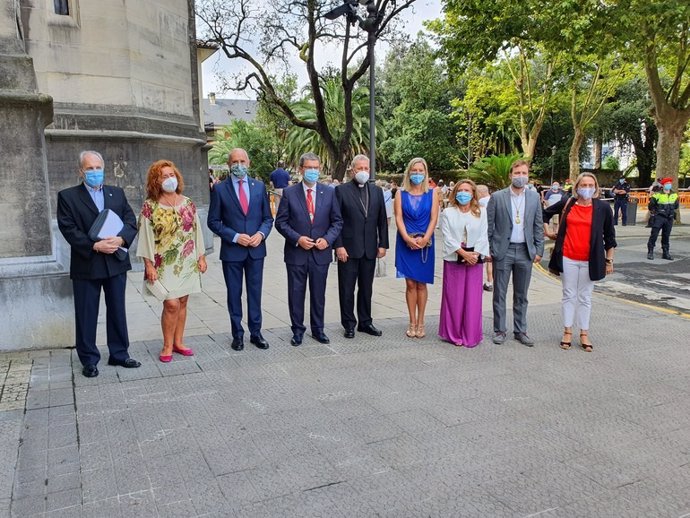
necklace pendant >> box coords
[516,215,521,224]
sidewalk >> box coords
[1,214,690,517]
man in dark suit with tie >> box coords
[208,148,273,351]
[275,152,343,346]
[57,150,140,378]
[334,155,389,338]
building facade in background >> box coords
[0,0,211,350]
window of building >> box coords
[54,0,69,15]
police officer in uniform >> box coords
[647,177,679,260]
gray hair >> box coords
[476,184,489,197]
[78,150,104,169]
[350,154,369,169]
[299,152,320,168]
[227,148,249,163]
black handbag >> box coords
[457,246,483,264]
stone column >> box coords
[0,0,71,351]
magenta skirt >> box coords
[438,260,484,347]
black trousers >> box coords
[647,216,673,250]
[337,256,376,330]
[72,273,130,367]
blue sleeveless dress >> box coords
[395,190,435,284]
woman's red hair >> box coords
[146,160,184,200]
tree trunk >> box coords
[593,138,602,169]
[630,121,657,186]
[568,127,585,181]
[654,115,688,189]
[655,116,687,224]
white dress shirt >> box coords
[510,188,526,244]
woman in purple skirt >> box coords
[438,180,490,347]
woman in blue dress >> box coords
[394,157,440,339]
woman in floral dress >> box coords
[137,160,207,362]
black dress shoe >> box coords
[82,365,99,378]
[231,338,244,351]
[312,332,330,344]
[290,335,302,346]
[107,357,141,368]
[344,328,355,339]
[357,324,382,336]
[250,334,269,349]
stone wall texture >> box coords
[0,0,209,351]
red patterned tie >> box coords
[306,188,314,223]
[238,179,249,215]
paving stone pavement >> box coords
[2,216,690,517]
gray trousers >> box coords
[492,243,533,334]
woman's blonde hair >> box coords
[572,172,600,199]
[448,179,481,217]
[401,157,429,193]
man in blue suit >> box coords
[275,152,343,346]
[57,150,140,378]
[208,148,274,351]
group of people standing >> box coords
[58,152,209,376]
[58,148,391,377]
[394,159,618,354]
[62,148,682,379]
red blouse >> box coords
[563,203,593,261]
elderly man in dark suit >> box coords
[57,150,140,378]
[208,148,273,351]
[487,159,544,347]
[334,154,389,338]
[275,152,343,346]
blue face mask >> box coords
[84,169,104,188]
[663,183,672,191]
[456,192,473,205]
[303,169,320,184]
[409,174,425,185]
[577,187,595,200]
[231,164,248,179]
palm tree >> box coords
[467,153,524,192]
[283,79,382,175]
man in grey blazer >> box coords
[487,160,544,346]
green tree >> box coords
[208,120,280,180]
[467,153,524,191]
[612,0,690,189]
[196,0,417,181]
[593,75,657,185]
[430,6,559,160]
[563,55,634,178]
[377,37,462,172]
[282,78,376,172]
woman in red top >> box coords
[543,173,616,352]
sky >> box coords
[200,0,442,98]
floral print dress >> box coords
[136,197,205,300]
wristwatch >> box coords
[605,258,613,264]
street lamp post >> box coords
[325,0,381,180]
[550,145,557,185]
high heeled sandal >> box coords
[580,333,593,352]
[406,324,416,338]
[560,331,572,350]
[416,324,426,338]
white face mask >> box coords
[162,177,178,193]
[354,171,370,185]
